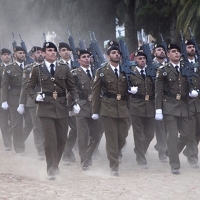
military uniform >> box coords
[72,66,102,168]
[19,62,45,158]
[0,62,12,149]
[26,61,78,175]
[1,61,32,153]
[129,66,155,165]
[92,63,129,172]
[155,62,191,170]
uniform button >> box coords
[179,78,180,80]
[179,85,181,86]
[54,84,56,86]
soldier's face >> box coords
[33,50,44,63]
[135,56,146,68]
[78,54,91,68]
[43,48,57,63]
[108,50,121,63]
[186,45,196,56]
[167,49,180,62]
[59,47,71,60]
[14,51,25,62]
[1,53,11,63]
[154,48,166,59]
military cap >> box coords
[138,46,143,51]
[185,39,195,46]
[134,51,147,59]
[154,44,165,50]
[43,42,57,52]
[31,46,42,53]
[77,49,91,58]
[14,46,25,53]
[0,48,11,55]
[58,42,71,51]
[107,45,121,55]
[167,44,181,53]
[107,40,119,47]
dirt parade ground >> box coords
[0,128,200,200]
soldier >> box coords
[0,48,12,151]
[155,44,197,174]
[92,45,130,176]
[19,46,45,160]
[153,44,168,162]
[1,46,32,155]
[72,49,102,170]
[26,42,79,180]
[182,39,199,168]
[58,42,77,165]
[129,51,155,168]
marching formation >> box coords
[0,30,200,180]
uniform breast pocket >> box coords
[168,77,176,87]
[105,78,115,91]
[41,75,48,81]
[133,80,142,87]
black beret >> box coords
[14,46,25,53]
[58,42,71,51]
[107,45,121,54]
[43,42,57,52]
[185,39,195,46]
[138,46,143,51]
[31,46,42,53]
[134,51,147,59]
[107,40,119,47]
[77,49,91,58]
[167,44,181,53]
[154,44,165,50]
[0,48,11,55]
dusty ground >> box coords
[0,129,200,200]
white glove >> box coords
[17,104,25,114]
[189,90,198,98]
[128,86,138,94]
[92,114,99,120]
[73,104,81,114]
[155,109,163,121]
[36,93,45,102]
[1,102,9,110]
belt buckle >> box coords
[53,91,57,99]
[88,95,92,101]
[176,94,181,100]
[145,95,149,101]
[116,94,121,100]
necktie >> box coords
[50,64,55,77]
[114,68,118,78]
[20,64,23,70]
[141,69,145,80]
[86,69,92,80]
[175,66,179,75]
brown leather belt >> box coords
[103,93,127,100]
[131,94,154,100]
[43,92,66,99]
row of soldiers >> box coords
[0,38,199,180]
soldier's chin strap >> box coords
[38,65,66,93]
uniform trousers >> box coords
[164,115,190,169]
[102,116,129,171]
[39,117,67,174]
[131,116,154,165]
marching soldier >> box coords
[19,46,45,160]
[182,39,199,168]
[1,46,32,155]
[155,44,196,174]
[0,48,12,151]
[92,45,130,176]
[26,42,79,180]
[72,49,102,170]
[128,51,155,168]
[153,44,168,162]
[58,42,77,165]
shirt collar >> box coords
[188,58,195,63]
[136,66,146,74]
[81,66,91,73]
[110,64,119,72]
[170,62,180,68]
[45,60,56,69]
[15,61,24,68]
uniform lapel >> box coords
[133,66,144,80]
[169,63,179,75]
[42,63,52,76]
[106,64,118,79]
[14,62,23,73]
[78,67,90,80]
[54,62,62,76]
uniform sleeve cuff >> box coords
[156,109,162,114]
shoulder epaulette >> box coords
[100,62,108,68]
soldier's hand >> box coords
[92,114,99,120]
[155,109,163,121]
[73,104,81,114]
[189,90,198,98]
[17,104,25,114]
[1,102,9,110]
[128,86,138,94]
[36,93,45,102]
